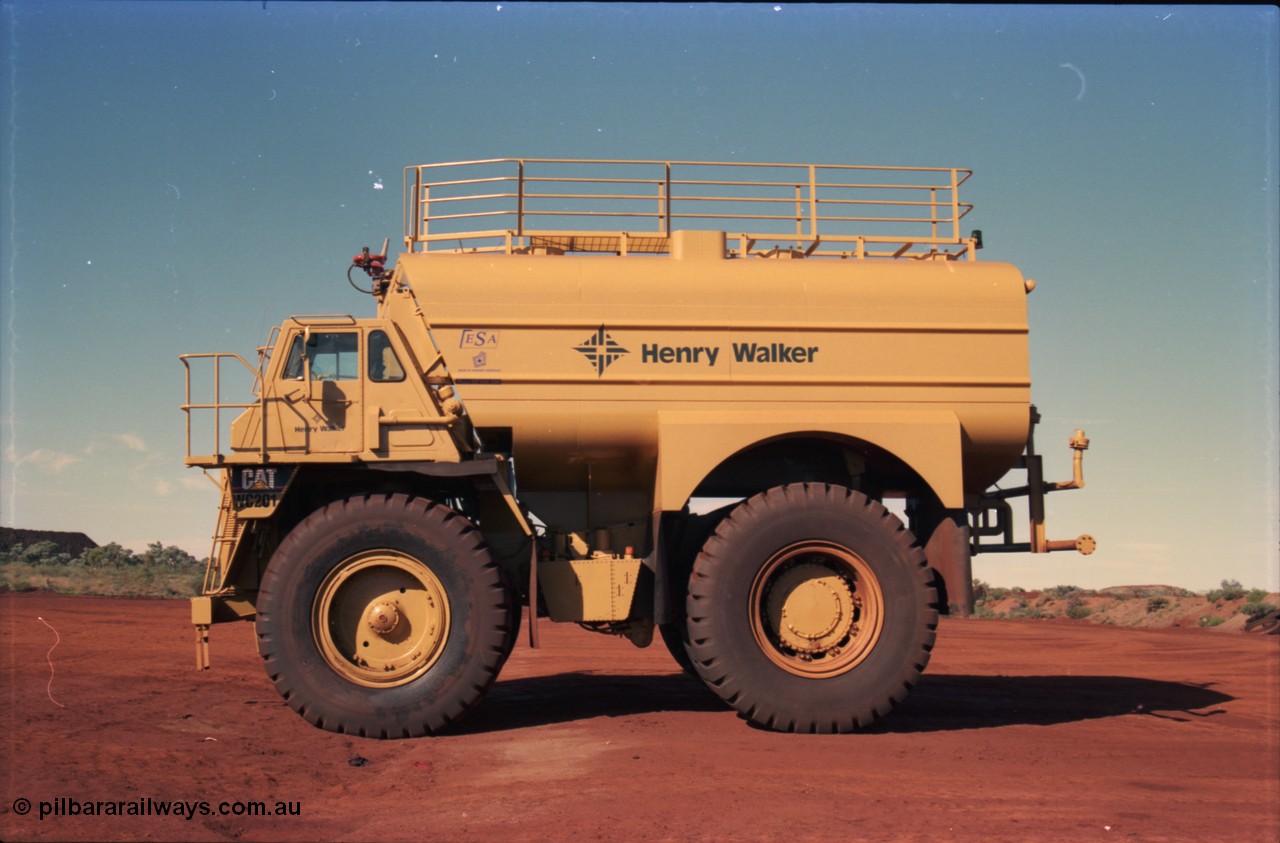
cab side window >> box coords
[368,330,406,382]
[283,336,306,380]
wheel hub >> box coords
[365,601,401,635]
[768,562,858,653]
[749,542,885,679]
[312,550,450,688]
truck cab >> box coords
[223,317,474,463]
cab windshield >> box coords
[282,332,359,381]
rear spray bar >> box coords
[971,406,1096,555]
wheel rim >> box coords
[312,549,450,688]
[748,541,885,678]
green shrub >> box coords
[989,587,1008,601]
[1218,579,1247,601]
[139,541,201,569]
[1242,602,1276,620]
[0,540,206,598]
[23,542,72,565]
[1046,584,1081,600]
[1146,596,1169,613]
[1245,588,1269,603]
[1066,605,1092,620]
[81,542,141,568]
[0,542,70,566]
[1198,616,1225,628]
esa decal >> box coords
[459,329,503,375]
[460,329,500,348]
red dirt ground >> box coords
[2,592,1277,842]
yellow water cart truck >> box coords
[182,158,1093,736]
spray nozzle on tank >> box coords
[347,238,392,295]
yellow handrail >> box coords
[404,158,977,260]
[180,352,262,464]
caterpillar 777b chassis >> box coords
[181,158,1093,737]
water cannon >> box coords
[348,238,392,295]
[353,247,385,276]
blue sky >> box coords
[2,2,1276,591]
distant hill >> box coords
[0,527,98,557]
[972,584,1278,633]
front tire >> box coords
[256,494,518,738]
[686,484,938,733]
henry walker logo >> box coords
[574,327,630,376]
[573,327,819,376]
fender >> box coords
[654,408,965,511]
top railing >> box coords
[404,158,978,260]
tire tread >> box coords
[686,483,939,733]
[255,494,518,738]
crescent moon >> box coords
[1060,63,1086,101]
